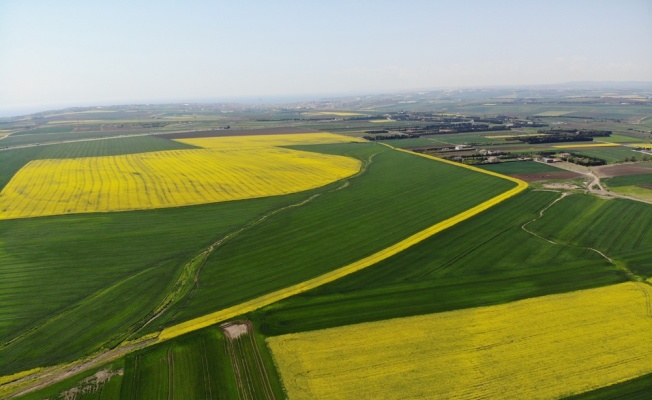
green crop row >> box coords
[251,190,626,336]
[147,143,515,330]
[603,173,652,187]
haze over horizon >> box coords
[1,0,651,117]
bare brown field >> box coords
[595,163,652,178]
[511,171,584,182]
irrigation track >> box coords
[137,151,377,334]
[220,321,275,400]
[1,146,527,397]
[156,145,528,341]
[519,189,652,315]
[521,191,570,244]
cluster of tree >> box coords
[397,123,509,135]
[414,149,517,165]
[538,129,612,136]
[562,153,606,166]
[346,115,386,121]
[516,129,612,144]
[362,134,420,141]
[510,121,548,128]
[364,129,389,134]
[519,135,594,144]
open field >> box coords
[0,139,518,378]
[149,144,519,332]
[268,282,652,400]
[608,185,652,202]
[253,190,625,336]
[0,192,310,375]
[604,173,652,187]
[2,97,651,398]
[0,134,361,219]
[528,194,652,276]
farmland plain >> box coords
[268,282,652,400]
[2,94,651,398]
[1,133,362,219]
[0,138,516,379]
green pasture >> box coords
[600,133,649,143]
[0,190,307,375]
[529,194,652,276]
[148,143,515,330]
[0,129,175,147]
[603,173,652,187]
[252,190,625,336]
[562,146,638,163]
[609,186,652,201]
[564,373,652,399]
[0,141,514,375]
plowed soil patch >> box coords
[595,164,652,178]
[511,171,584,182]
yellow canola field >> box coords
[268,282,652,400]
[0,133,362,220]
[173,132,366,148]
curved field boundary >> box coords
[158,146,528,341]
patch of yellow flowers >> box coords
[268,282,652,399]
[0,133,363,219]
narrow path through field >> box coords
[136,152,378,335]
[520,190,652,308]
[156,146,528,341]
[220,321,275,400]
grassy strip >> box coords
[7,361,124,400]
[563,373,652,399]
[156,146,527,341]
[528,194,652,276]
[0,192,307,375]
[151,144,515,329]
[603,173,652,187]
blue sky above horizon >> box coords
[1,0,651,116]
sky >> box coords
[1,0,651,116]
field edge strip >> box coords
[157,146,528,341]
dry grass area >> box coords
[268,282,652,400]
[0,133,362,219]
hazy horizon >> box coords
[2,0,651,117]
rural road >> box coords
[540,160,652,205]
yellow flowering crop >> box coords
[172,132,365,149]
[0,133,361,219]
[268,282,652,400]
